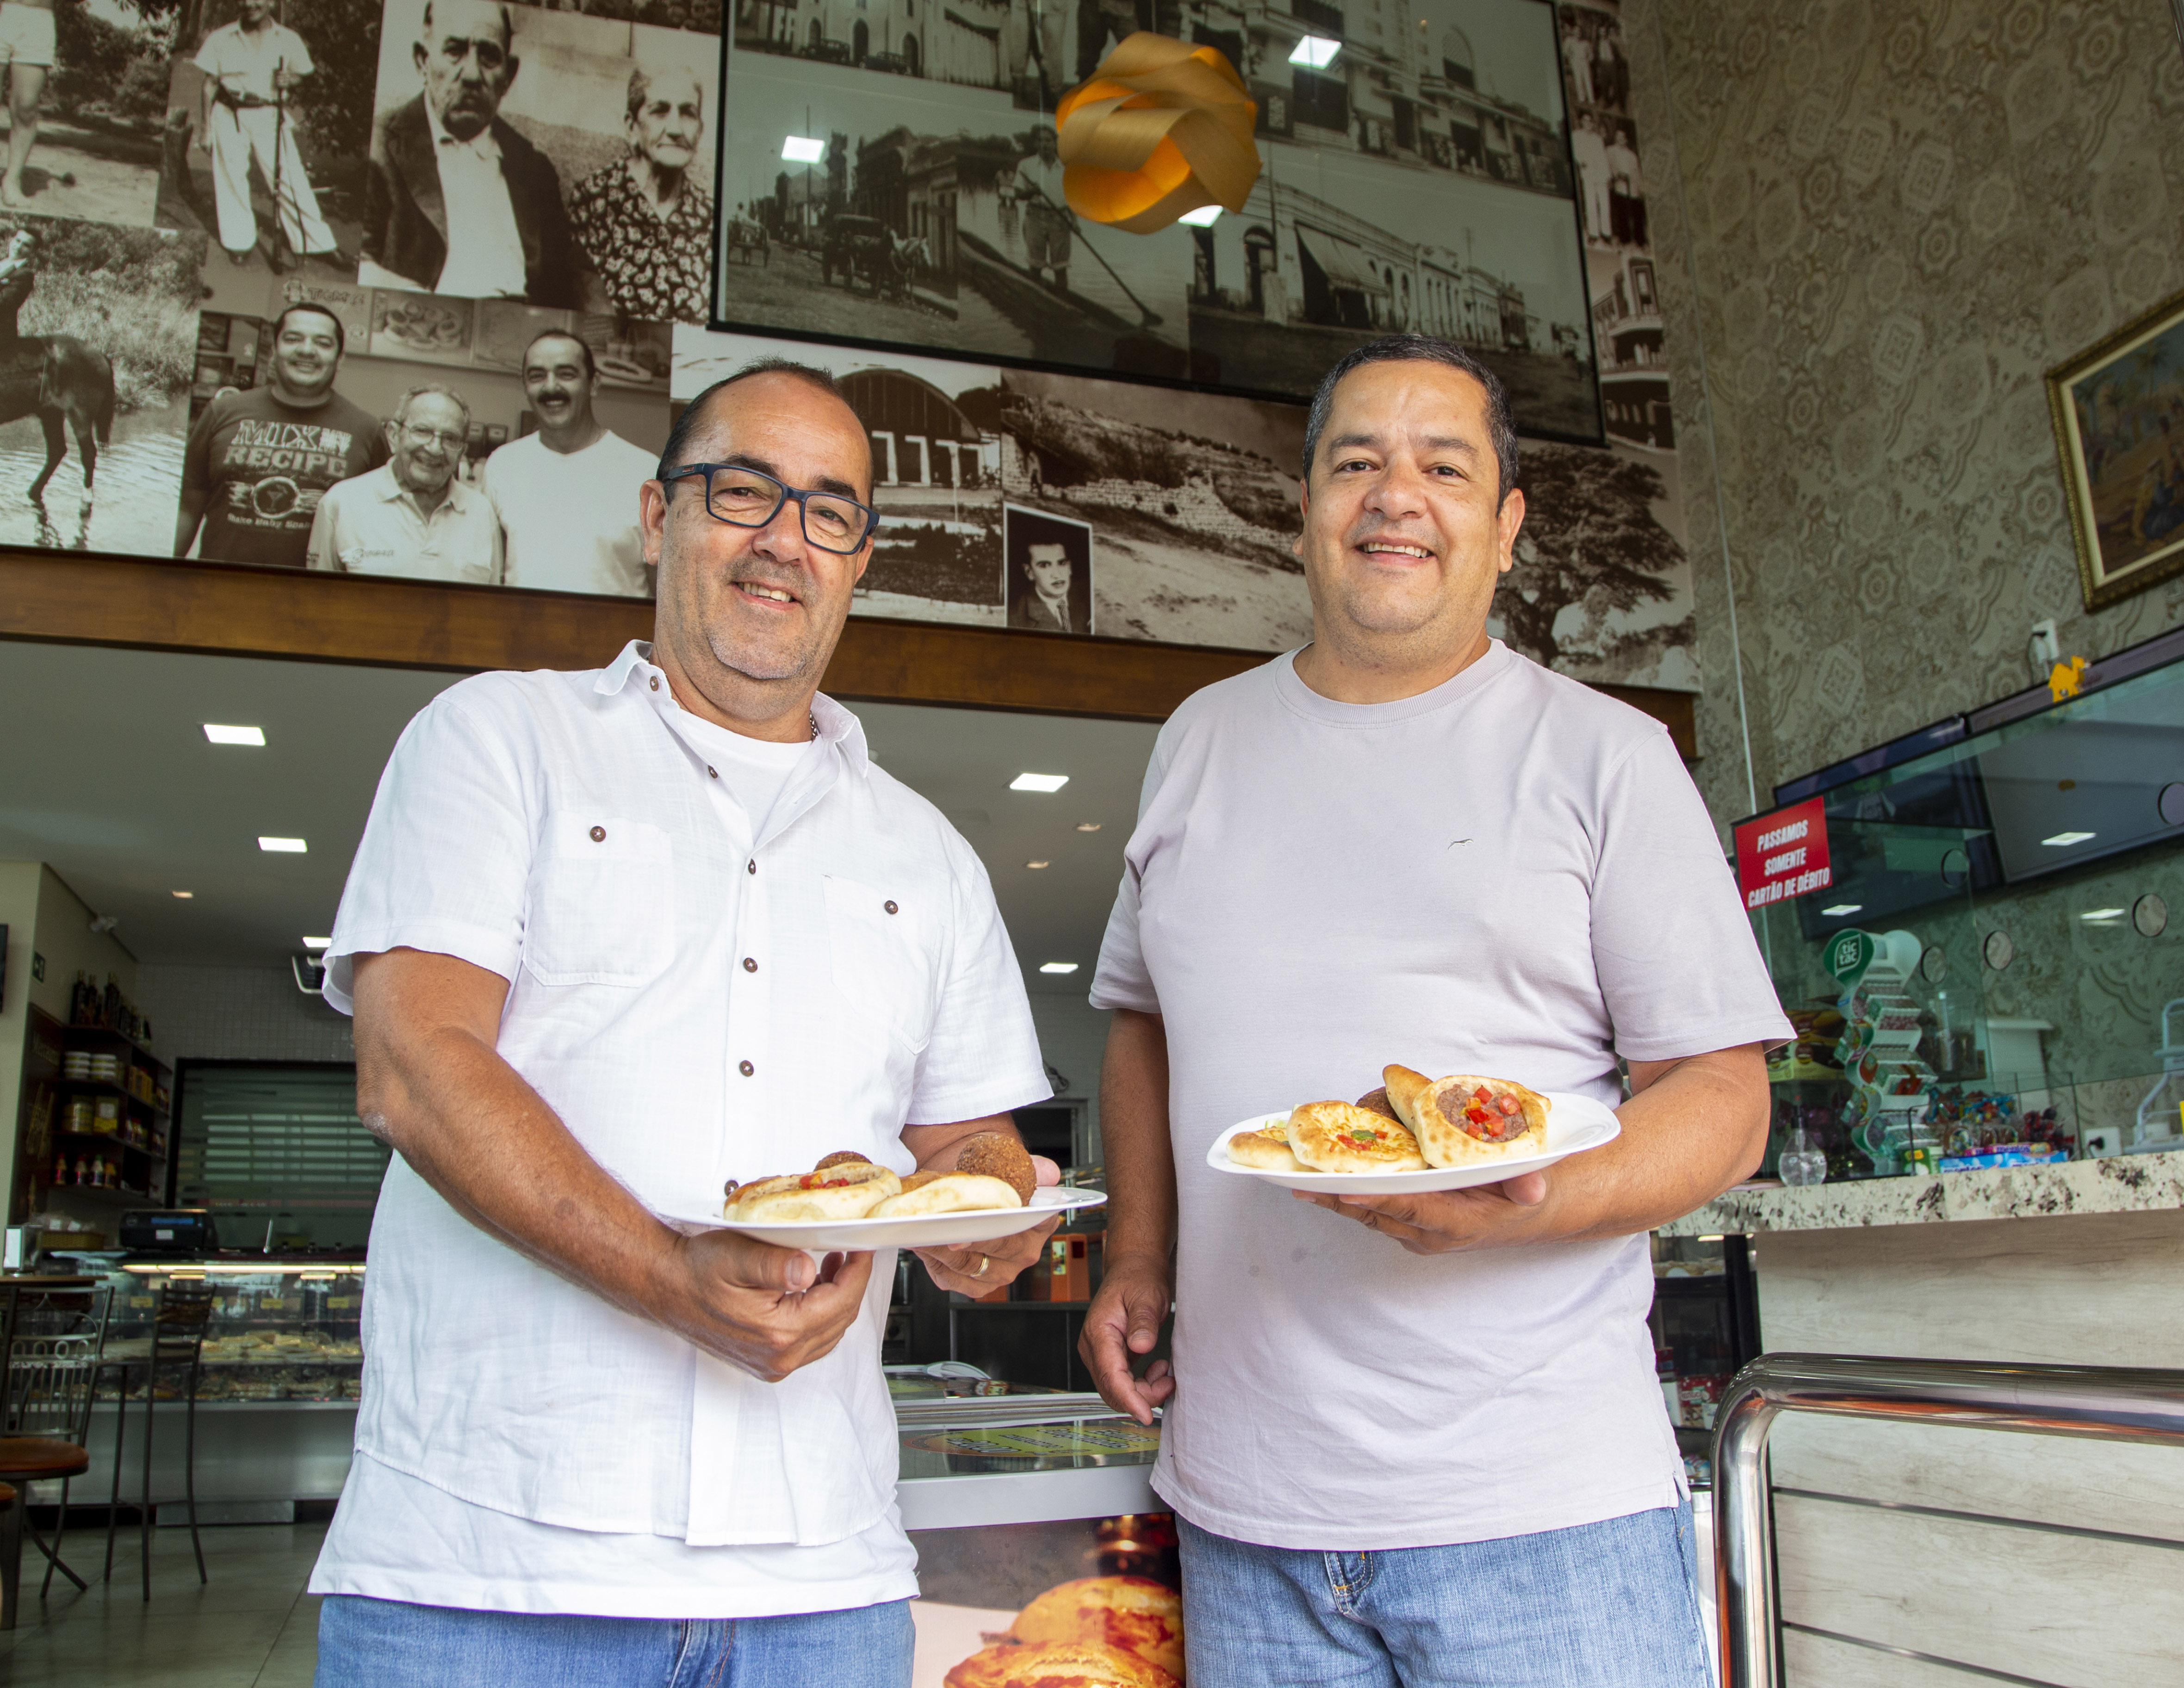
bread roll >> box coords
[724,1161,901,1222]
[1224,1118,1305,1172]
[1009,1577,1185,1682]
[868,1172,1022,1217]
[955,1130,1037,1203]
[944,1639,1180,1688]
[1288,1100,1428,1173]
[1384,1065,1549,1168]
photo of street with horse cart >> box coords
[0,213,201,552]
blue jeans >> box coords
[313,1593,914,1688]
[1177,1502,1711,1688]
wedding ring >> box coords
[972,1255,990,1277]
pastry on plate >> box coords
[1383,1066,1550,1167]
[1224,1117,1305,1172]
[722,1160,901,1222]
[944,1639,1180,1688]
[954,1130,1038,1202]
[868,1171,1023,1217]
[1008,1577,1185,1682]
[1287,1100,1429,1173]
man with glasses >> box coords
[310,359,1059,1684]
[174,301,388,567]
[306,383,501,583]
[360,0,581,304]
[480,328,657,596]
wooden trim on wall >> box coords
[0,546,1699,746]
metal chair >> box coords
[0,1483,18,1631]
[0,1285,112,1609]
[123,1279,214,1599]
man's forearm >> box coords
[354,956,679,1323]
[174,486,207,557]
[1098,1008,1178,1270]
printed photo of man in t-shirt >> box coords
[175,300,388,567]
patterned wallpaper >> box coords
[1624,0,2184,833]
[1614,0,2184,1106]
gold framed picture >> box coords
[2048,284,2184,611]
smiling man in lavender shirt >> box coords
[1081,335,1789,1687]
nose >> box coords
[1362,458,1430,522]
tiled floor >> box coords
[0,1520,323,1686]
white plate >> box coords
[1206,1092,1620,1194]
[661,1185,1105,1252]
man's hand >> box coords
[194,119,211,156]
[1078,1250,1173,1425]
[1293,1170,1548,1255]
[654,1231,874,1383]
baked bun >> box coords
[1009,1577,1184,1682]
[1353,1086,1400,1121]
[1288,1100,1428,1173]
[868,1172,1023,1217]
[944,1639,1180,1688]
[1384,1066,1549,1167]
[815,1149,873,1170]
[1224,1118,1305,1172]
[955,1130,1037,1203]
[724,1161,901,1222]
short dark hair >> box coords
[522,328,594,381]
[657,358,865,483]
[1302,334,1519,506]
[272,301,345,358]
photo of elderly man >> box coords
[570,63,711,324]
[480,327,656,596]
[306,381,500,583]
[360,0,580,305]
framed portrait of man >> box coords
[1003,503,1093,636]
[2048,285,2184,612]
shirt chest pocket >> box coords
[522,815,676,987]
[822,873,938,1053]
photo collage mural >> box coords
[5,0,1694,690]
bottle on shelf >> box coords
[73,1154,89,1185]
[52,1150,68,1185]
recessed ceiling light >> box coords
[2080,908,2126,923]
[1177,205,1222,226]
[1011,772,1069,792]
[1076,822,1102,832]
[1039,962,1079,974]
[171,890,193,899]
[781,135,824,162]
[1289,34,1339,67]
[258,837,307,853]
[2041,831,2096,847]
[1819,903,1862,916]
[302,936,332,950]
[1026,860,1051,869]
[204,724,265,745]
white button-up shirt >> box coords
[424,101,527,298]
[323,641,1048,1548]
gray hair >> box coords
[1301,334,1520,506]
[419,0,514,47]
[393,382,473,434]
[627,63,705,124]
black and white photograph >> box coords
[0,212,201,553]
[362,0,717,318]
[157,0,377,291]
[1002,501,1091,633]
[0,0,168,227]
[1189,137,1595,431]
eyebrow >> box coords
[1324,431,1480,459]
[714,452,868,503]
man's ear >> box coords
[383,417,403,454]
[1495,486,1527,575]
[413,40,428,77]
[637,479,668,568]
[504,54,520,93]
[1292,481,1309,561]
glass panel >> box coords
[174,1064,386,1252]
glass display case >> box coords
[1741,627,2184,1181]
[88,1259,364,1403]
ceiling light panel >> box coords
[1011,772,1069,792]
[171,890,193,899]
[1819,903,1862,916]
[203,724,265,745]
[1039,962,1079,974]
[258,837,308,853]
[2041,831,2096,847]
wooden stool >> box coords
[0,1438,91,1606]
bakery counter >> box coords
[1658,1154,2184,1685]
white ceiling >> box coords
[0,639,1159,995]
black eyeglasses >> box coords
[658,462,878,554]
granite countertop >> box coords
[1660,1148,2184,1235]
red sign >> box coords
[1733,798,1832,911]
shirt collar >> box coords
[425,99,501,162]
[596,640,872,776]
[372,459,474,514]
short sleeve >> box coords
[1087,730,1173,1015]
[192,32,224,75]
[323,685,538,1015]
[304,489,337,571]
[904,835,1049,1126]
[1589,728,1793,1062]
[282,27,315,77]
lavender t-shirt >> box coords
[1091,642,1791,1550]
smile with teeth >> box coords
[1362,541,1433,558]
[738,582,796,604]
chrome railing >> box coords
[1712,1353,2184,1688]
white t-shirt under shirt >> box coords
[1090,643,1791,1552]
[481,428,658,598]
